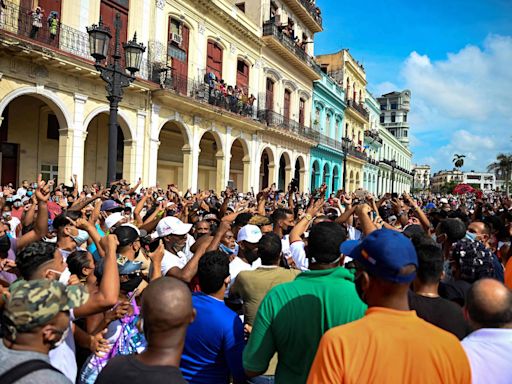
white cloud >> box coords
[399,34,512,171]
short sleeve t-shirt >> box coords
[243,267,366,384]
[408,291,469,340]
[307,307,471,384]
[96,355,187,384]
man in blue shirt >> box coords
[181,251,246,384]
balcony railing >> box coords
[149,65,259,118]
[297,0,323,27]
[318,133,344,152]
[346,99,369,119]
[262,21,322,75]
[345,142,368,161]
[364,130,383,144]
[257,109,319,141]
[367,157,380,166]
[0,0,90,59]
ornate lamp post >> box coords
[390,159,397,194]
[341,137,351,191]
[87,14,145,185]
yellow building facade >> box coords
[0,0,322,192]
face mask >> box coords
[52,326,70,348]
[72,229,89,246]
[2,212,11,219]
[219,243,236,255]
[13,202,23,208]
[26,191,33,197]
[125,202,132,208]
[465,231,478,242]
[48,267,71,284]
[0,234,10,253]
[120,275,143,293]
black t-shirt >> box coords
[438,279,472,307]
[408,290,469,340]
[96,355,188,384]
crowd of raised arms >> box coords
[0,175,511,384]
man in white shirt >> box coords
[462,278,512,384]
[156,216,199,283]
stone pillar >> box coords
[147,104,161,186]
[122,139,137,184]
[216,152,227,193]
[65,93,88,188]
[223,127,232,190]
[285,165,292,190]
[57,128,74,186]
[300,169,307,193]
[242,158,251,193]
[147,138,160,186]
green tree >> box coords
[452,154,466,169]
[488,153,512,196]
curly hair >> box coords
[198,251,229,294]
[16,241,57,280]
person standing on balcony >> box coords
[29,6,44,39]
[47,11,59,41]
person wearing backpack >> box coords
[0,279,88,383]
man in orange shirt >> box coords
[307,229,471,384]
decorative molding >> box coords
[298,89,311,100]
[254,59,263,69]
[230,43,237,55]
[155,0,164,10]
[73,93,88,103]
[263,67,282,81]
[282,79,298,92]
[198,22,206,35]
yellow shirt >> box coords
[307,307,471,384]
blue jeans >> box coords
[248,375,275,384]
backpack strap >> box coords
[0,359,62,384]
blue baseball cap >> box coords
[340,229,418,284]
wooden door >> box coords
[284,89,291,122]
[236,59,249,93]
[100,0,128,67]
[299,98,305,126]
[206,41,222,80]
[265,78,274,111]
[168,18,189,95]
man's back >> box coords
[307,307,471,384]
[243,267,366,384]
[181,292,245,384]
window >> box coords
[380,104,386,110]
[391,112,396,123]
[206,41,223,80]
[390,103,397,110]
[380,115,384,123]
[403,113,407,122]
[265,78,274,110]
[299,98,305,126]
[404,130,408,137]
[283,89,291,121]
[47,114,59,140]
[41,164,58,182]
[100,0,129,66]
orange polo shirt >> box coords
[307,307,471,384]
[504,257,512,289]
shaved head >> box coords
[466,278,512,329]
[142,277,195,338]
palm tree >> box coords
[452,154,466,169]
[488,153,512,196]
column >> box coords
[216,153,227,193]
[147,138,160,186]
[223,127,233,190]
[242,158,251,193]
[285,165,292,190]
[147,104,161,186]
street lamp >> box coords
[390,159,397,194]
[87,14,146,185]
[412,169,416,193]
[341,137,351,191]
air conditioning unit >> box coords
[171,33,182,45]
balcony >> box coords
[364,130,383,144]
[257,109,319,142]
[367,157,380,166]
[281,0,323,33]
[149,65,260,119]
[0,0,91,60]
[318,133,344,152]
[344,140,368,162]
[261,21,322,81]
[346,100,369,120]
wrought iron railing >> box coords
[346,99,369,119]
[364,130,383,144]
[297,0,323,26]
[257,109,319,141]
[318,133,344,151]
[0,0,90,59]
[262,21,322,75]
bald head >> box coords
[142,277,195,338]
[466,278,512,329]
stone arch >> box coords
[282,79,298,92]
[157,118,192,146]
[278,150,292,190]
[83,106,134,140]
[298,89,311,101]
[311,159,321,192]
[198,128,224,156]
[260,146,276,189]
[167,13,194,33]
[229,137,251,192]
[263,67,283,82]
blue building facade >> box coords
[310,72,346,195]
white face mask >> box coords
[48,267,71,285]
[52,326,70,348]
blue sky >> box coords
[314,0,512,171]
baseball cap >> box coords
[114,225,147,247]
[439,198,448,204]
[203,213,220,222]
[4,279,89,335]
[105,212,125,230]
[237,224,262,243]
[340,228,418,284]
[155,216,192,238]
[452,238,494,283]
[101,200,123,212]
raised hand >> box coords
[35,174,51,203]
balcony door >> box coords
[283,89,291,122]
[19,0,62,43]
[236,59,249,93]
[100,0,129,67]
[168,17,189,94]
[206,41,223,80]
[265,78,274,111]
[299,98,305,126]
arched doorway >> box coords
[311,160,320,192]
[322,163,331,194]
[157,121,188,189]
[278,152,291,191]
[198,131,222,191]
[332,166,339,193]
[356,172,360,190]
[0,95,63,185]
[349,170,354,192]
[229,138,250,192]
[293,156,305,192]
[260,147,274,189]
[84,113,130,185]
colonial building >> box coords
[310,70,345,195]
[412,164,431,191]
[316,49,369,192]
[0,0,324,192]
[378,90,410,147]
[431,169,464,192]
[363,92,382,194]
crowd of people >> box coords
[203,73,257,117]
[0,175,511,383]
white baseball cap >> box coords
[105,212,125,230]
[156,216,192,238]
[237,224,262,244]
[439,198,448,204]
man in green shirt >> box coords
[243,221,367,384]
